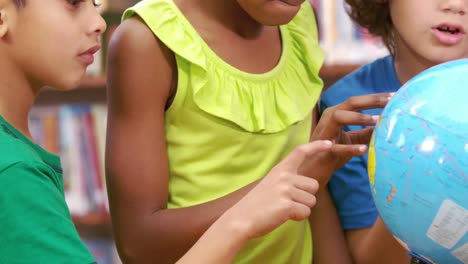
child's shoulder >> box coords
[119,0,199,67]
[0,125,43,172]
[122,0,179,29]
[321,56,395,104]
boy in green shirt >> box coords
[0,0,106,262]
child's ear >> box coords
[0,11,8,38]
[0,10,7,38]
[0,2,10,38]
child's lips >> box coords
[280,0,305,7]
[431,25,465,46]
[78,53,95,65]
[79,45,101,56]
[434,23,465,34]
[78,45,101,65]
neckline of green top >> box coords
[167,0,292,81]
[0,115,60,167]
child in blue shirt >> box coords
[320,0,468,263]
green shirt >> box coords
[0,116,95,264]
[124,1,324,263]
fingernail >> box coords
[359,145,367,152]
[372,115,380,122]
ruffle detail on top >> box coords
[123,0,324,133]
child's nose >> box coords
[90,11,107,36]
[440,0,467,15]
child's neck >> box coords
[177,0,265,38]
[0,60,37,139]
[393,53,433,85]
[393,37,439,85]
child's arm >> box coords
[0,162,94,264]
[345,218,411,264]
[307,100,409,264]
[106,18,259,263]
[177,140,333,264]
[176,212,248,264]
[309,188,353,264]
[307,106,352,263]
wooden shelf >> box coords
[320,64,360,77]
[72,212,113,238]
[36,75,107,105]
[78,75,107,89]
[35,64,363,104]
[319,64,361,88]
[81,65,360,85]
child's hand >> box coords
[220,140,333,240]
[303,93,393,185]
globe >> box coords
[368,59,468,264]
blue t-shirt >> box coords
[319,55,401,230]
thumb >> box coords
[278,140,333,172]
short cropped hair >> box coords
[345,0,395,55]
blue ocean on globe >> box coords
[368,59,468,264]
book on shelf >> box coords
[86,37,104,77]
[311,0,389,65]
[83,238,122,264]
[29,104,109,217]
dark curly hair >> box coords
[345,0,395,55]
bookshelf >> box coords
[32,80,115,262]
[320,64,361,88]
[35,63,362,105]
[320,64,360,77]
[36,76,107,105]
[78,76,107,89]
[73,213,112,238]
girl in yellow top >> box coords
[105,0,392,263]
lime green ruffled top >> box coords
[124,1,324,263]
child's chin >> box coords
[45,78,81,91]
[59,74,84,90]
